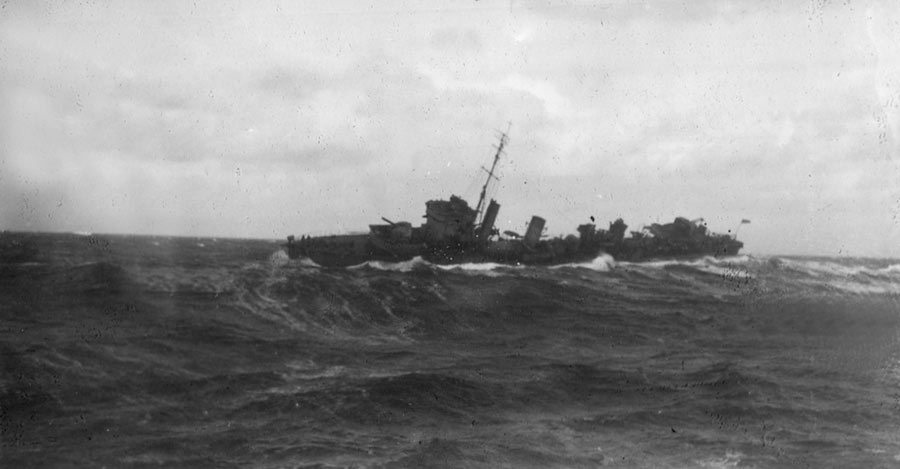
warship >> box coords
[285,132,744,267]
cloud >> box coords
[431,26,484,51]
[1,0,898,256]
[865,3,900,160]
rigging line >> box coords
[475,123,512,225]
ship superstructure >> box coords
[285,132,743,267]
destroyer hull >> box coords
[286,234,423,268]
[607,239,743,263]
[286,234,743,268]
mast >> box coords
[475,124,510,224]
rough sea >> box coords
[2,232,899,468]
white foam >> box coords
[707,254,753,266]
[777,257,900,280]
[820,279,900,295]
[283,255,320,268]
[765,257,900,295]
[619,255,718,270]
[284,363,348,380]
[268,250,290,267]
[696,450,744,468]
[551,253,617,272]
[349,256,430,272]
[298,257,322,268]
[436,261,515,272]
[700,263,754,280]
[352,257,522,274]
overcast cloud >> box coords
[2,0,899,257]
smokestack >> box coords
[479,199,500,243]
[523,216,545,249]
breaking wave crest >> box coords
[320,253,620,274]
[550,253,617,271]
[765,257,900,295]
[349,256,432,272]
[776,257,900,278]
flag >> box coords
[740,219,751,224]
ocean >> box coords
[2,231,899,468]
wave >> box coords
[340,252,745,277]
[243,253,900,343]
[616,256,756,287]
[349,256,432,273]
[774,257,900,278]
[618,254,753,272]
[436,260,520,273]
[17,247,898,357]
[694,451,746,468]
[765,257,900,295]
[333,254,618,274]
[267,249,291,267]
[806,278,900,296]
[550,253,617,272]
[612,255,900,296]
[235,371,494,426]
[620,254,751,269]
[347,256,522,277]
[291,252,764,280]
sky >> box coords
[2,0,899,257]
